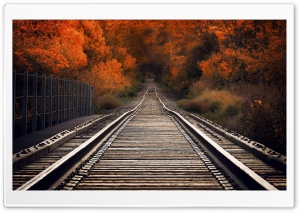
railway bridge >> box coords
[12,81,286,191]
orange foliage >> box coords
[13,20,286,96]
[85,59,129,95]
[14,48,69,74]
[80,20,110,64]
[198,51,233,83]
[58,27,87,70]
[12,19,285,154]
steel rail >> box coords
[155,87,278,191]
[16,88,149,190]
[189,113,286,172]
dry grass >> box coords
[196,89,241,109]
[178,81,286,154]
[188,80,211,98]
[178,89,241,119]
[95,94,121,111]
[177,99,209,113]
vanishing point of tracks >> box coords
[13,85,286,191]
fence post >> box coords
[83,83,86,116]
[79,82,82,116]
[76,81,79,118]
[91,86,93,115]
[83,83,85,116]
[13,70,16,137]
[83,84,85,116]
[55,76,59,124]
[62,79,65,122]
[87,85,90,115]
[91,86,94,114]
[79,82,81,116]
[82,83,85,116]
[49,76,52,127]
[32,73,38,132]
[67,79,70,120]
[71,80,74,119]
[41,74,46,130]
[22,71,28,135]
[14,71,93,137]
[86,84,89,115]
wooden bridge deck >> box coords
[12,84,285,191]
[74,91,224,190]
[13,115,102,154]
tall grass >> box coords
[94,94,121,113]
[177,81,286,154]
[188,80,211,98]
[177,99,209,113]
[178,89,242,124]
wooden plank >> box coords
[74,93,224,190]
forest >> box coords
[13,20,286,154]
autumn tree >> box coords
[13,20,69,75]
[13,20,141,98]
[13,19,286,153]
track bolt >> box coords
[21,150,27,154]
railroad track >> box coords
[13,85,286,191]
[12,114,115,190]
[185,115,286,190]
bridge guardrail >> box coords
[13,70,94,138]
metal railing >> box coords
[13,71,94,138]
